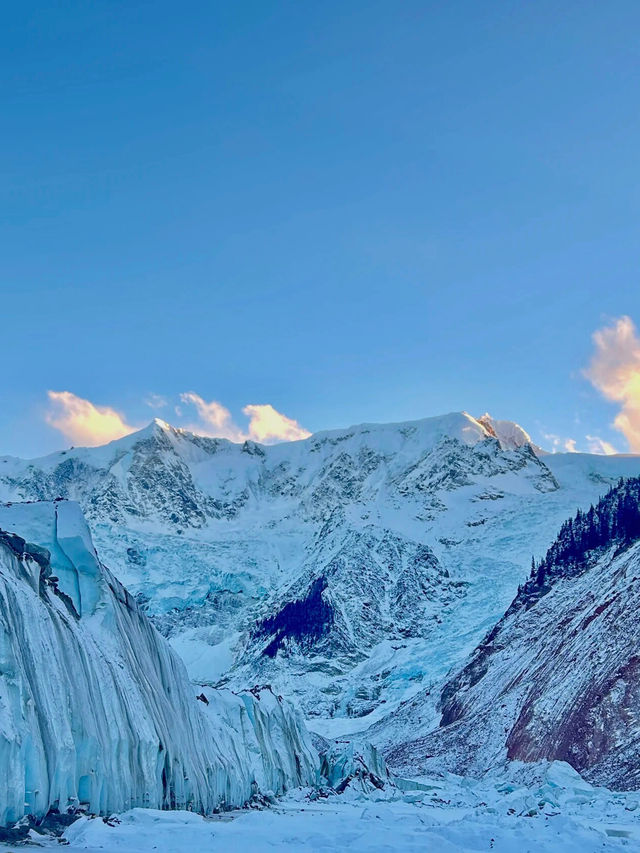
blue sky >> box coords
[2,1,639,456]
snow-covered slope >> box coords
[1,413,639,736]
[0,501,318,826]
[386,478,640,789]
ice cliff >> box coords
[0,500,318,826]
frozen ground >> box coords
[6,763,640,852]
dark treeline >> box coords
[528,476,640,590]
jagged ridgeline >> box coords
[525,476,640,592]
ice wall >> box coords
[0,501,318,826]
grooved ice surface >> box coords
[0,502,318,826]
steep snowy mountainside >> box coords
[386,478,640,789]
[1,413,639,733]
[0,500,318,826]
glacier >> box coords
[1,413,640,848]
[0,500,318,826]
[40,761,640,852]
[2,411,639,738]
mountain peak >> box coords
[476,413,537,452]
[129,417,176,442]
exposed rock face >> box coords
[256,576,334,658]
[387,478,640,790]
[0,501,318,826]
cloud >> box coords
[584,315,640,452]
[585,435,618,456]
[144,393,168,410]
[43,390,310,450]
[541,432,616,455]
[180,393,311,444]
[542,432,579,453]
[45,391,136,447]
[242,404,312,443]
[180,392,245,442]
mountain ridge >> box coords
[1,411,639,739]
[2,410,534,465]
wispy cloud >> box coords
[541,432,616,455]
[180,393,311,444]
[584,315,640,452]
[585,434,617,455]
[542,433,580,453]
[144,393,168,410]
[45,391,136,447]
[179,393,245,442]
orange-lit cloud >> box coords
[44,390,310,448]
[180,392,311,444]
[45,391,136,447]
[585,434,618,455]
[242,404,311,443]
[585,316,640,452]
[179,392,245,442]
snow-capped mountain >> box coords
[0,500,318,825]
[1,412,639,737]
[386,477,640,790]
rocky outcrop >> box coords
[387,478,640,790]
